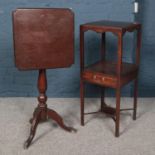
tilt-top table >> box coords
[12,8,75,148]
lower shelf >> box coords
[82,60,138,88]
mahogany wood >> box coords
[80,20,141,137]
[81,20,141,34]
[100,33,106,112]
[24,70,76,148]
[12,8,75,149]
[13,8,74,70]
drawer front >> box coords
[82,72,116,88]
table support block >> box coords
[101,104,116,115]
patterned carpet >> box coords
[0,98,155,155]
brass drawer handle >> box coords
[93,75,97,79]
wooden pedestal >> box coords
[12,8,76,148]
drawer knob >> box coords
[93,75,97,79]
[102,77,105,81]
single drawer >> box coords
[82,72,117,88]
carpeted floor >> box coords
[0,98,155,155]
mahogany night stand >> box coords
[80,20,141,137]
[12,8,75,148]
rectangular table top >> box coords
[13,8,74,70]
[81,20,141,33]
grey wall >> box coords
[0,0,134,97]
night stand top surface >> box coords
[81,20,141,32]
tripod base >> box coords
[24,69,76,149]
[24,106,76,149]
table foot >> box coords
[47,108,77,133]
[25,107,76,149]
[24,109,41,149]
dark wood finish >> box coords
[80,20,141,137]
[13,8,74,70]
[24,70,76,148]
[100,33,106,112]
[133,28,142,120]
[80,27,85,126]
[12,8,75,149]
[81,20,141,33]
[82,61,138,88]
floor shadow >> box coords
[30,127,54,147]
